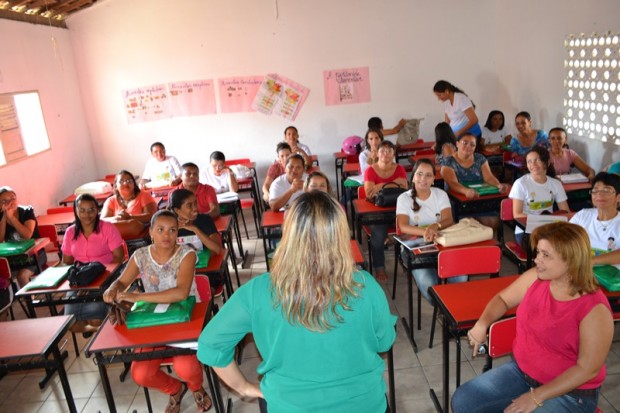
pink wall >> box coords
[0,20,98,214]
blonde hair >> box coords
[271,192,358,332]
[531,222,598,295]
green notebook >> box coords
[23,266,70,290]
[465,182,500,195]
[125,296,196,329]
[593,265,620,292]
[196,250,211,269]
[0,239,35,256]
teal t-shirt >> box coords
[197,271,397,413]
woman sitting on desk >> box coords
[570,172,620,269]
[0,186,41,287]
[509,146,569,247]
[197,191,396,413]
[440,133,508,228]
[396,159,463,303]
[103,210,212,413]
[62,194,124,334]
[169,188,224,296]
[548,127,596,180]
[452,222,613,413]
[364,140,408,282]
[101,170,157,234]
[509,111,549,162]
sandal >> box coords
[165,382,188,413]
[193,387,213,412]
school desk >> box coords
[0,237,51,274]
[213,214,241,288]
[352,198,396,243]
[196,248,234,300]
[396,140,434,161]
[447,186,511,222]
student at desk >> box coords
[200,151,239,194]
[509,111,549,162]
[141,142,182,188]
[433,122,457,165]
[198,191,396,413]
[509,146,569,247]
[359,128,383,176]
[396,159,463,303]
[103,210,212,413]
[62,194,124,334]
[368,116,407,145]
[570,172,620,269]
[284,126,312,167]
[0,186,41,287]
[304,171,332,194]
[453,222,613,413]
[269,154,307,211]
[548,127,595,180]
[172,162,220,218]
[364,140,408,282]
[262,142,292,203]
[101,170,157,234]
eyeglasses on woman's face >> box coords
[590,188,617,196]
[459,140,476,148]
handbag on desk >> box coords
[67,261,106,287]
[373,182,406,207]
[435,218,493,247]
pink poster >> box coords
[122,84,172,124]
[251,73,310,120]
[168,79,217,116]
[219,76,263,113]
[323,67,371,106]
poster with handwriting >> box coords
[122,84,172,123]
[323,66,371,106]
[252,74,310,120]
[219,76,263,113]
[168,79,217,117]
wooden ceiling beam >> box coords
[0,8,66,27]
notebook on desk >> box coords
[558,173,589,183]
[464,182,500,195]
[23,266,69,290]
[393,235,438,254]
[0,239,35,256]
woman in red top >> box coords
[363,140,408,281]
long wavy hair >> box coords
[525,146,556,178]
[434,122,457,155]
[270,191,359,332]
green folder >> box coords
[593,265,620,292]
[0,239,35,256]
[125,296,196,329]
[465,182,500,195]
[196,250,211,269]
[23,266,69,290]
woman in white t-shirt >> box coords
[481,110,512,146]
[509,146,569,246]
[433,80,481,140]
[358,128,383,176]
[200,151,239,194]
[284,126,312,167]
[396,159,464,303]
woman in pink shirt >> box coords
[549,127,595,180]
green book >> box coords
[125,296,196,329]
[465,182,500,195]
[0,239,35,256]
[593,265,620,292]
[23,266,70,290]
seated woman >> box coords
[101,170,157,236]
[452,222,613,413]
[359,128,383,176]
[173,162,220,218]
[440,133,508,228]
[284,126,312,167]
[262,142,292,203]
[481,110,512,146]
[62,194,124,333]
[364,140,408,282]
[396,159,463,303]
[200,151,239,194]
[0,186,41,287]
[548,127,596,180]
[303,171,332,194]
[197,191,397,413]
[509,146,569,246]
[103,210,212,413]
[269,154,307,211]
[141,142,182,188]
[433,122,457,165]
[570,172,620,268]
[169,188,224,295]
[509,111,549,162]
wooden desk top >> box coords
[16,262,120,296]
[86,302,208,355]
[431,275,519,327]
[334,151,347,159]
[353,198,396,215]
[0,315,74,359]
[59,191,112,206]
[37,212,75,227]
[196,249,228,274]
[261,211,285,229]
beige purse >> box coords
[435,218,493,247]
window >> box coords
[563,33,620,145]
[0,91,51,166]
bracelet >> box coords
[530,387,544,407]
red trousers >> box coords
[131,349,203,395]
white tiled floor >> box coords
[2,212,619,413]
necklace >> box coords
[597,211,618,232]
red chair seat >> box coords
[504,241,528,261]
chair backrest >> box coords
[437,245,501,279]
[500,198,514,221]
[38,224,60,250]
[345,154,359,164]
[358,186,366,200]
[488,316,517,358]
[47,206,73,214]
[225,158,251,166]
[502,150,513,163]
[195,274,212,303]
[0,257,10,281]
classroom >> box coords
[1,0,619,412]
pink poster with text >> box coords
[168,79,217,117]
[219,76,263,113]
[323,67,371,106]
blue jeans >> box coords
[369,224,389,271]
[412,268,467,305]
[452,360,599,413]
